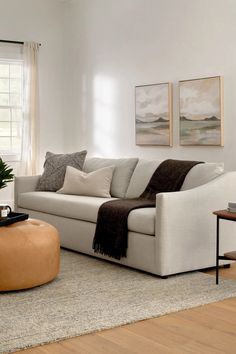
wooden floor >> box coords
[18,265,236,354]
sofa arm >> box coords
[14,175,40,210]
[155,172,236,276]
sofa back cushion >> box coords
[126,159,224,198]
[83,157,138,198]
[125,159,161,198]
[180,162,224,190]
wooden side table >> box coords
[213,209,236,284]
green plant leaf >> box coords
[0,158,14,189]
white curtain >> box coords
[20,42,40,175]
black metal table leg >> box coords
[216,216,219,284]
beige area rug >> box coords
[1,250,236,354]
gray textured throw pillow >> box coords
[36,150,87,191]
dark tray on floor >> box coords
[0,212,29,227]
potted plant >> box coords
[0,158,14,189]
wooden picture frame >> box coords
[135,82,172,146]
[179,76,223,146]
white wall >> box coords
[0,0,65,203]
[0,0,66,168]
[1,0,236,204]
[63,0,236,171]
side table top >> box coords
[213,209,236,221]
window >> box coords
[0,59,23,160]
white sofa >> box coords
[14,157,236,277]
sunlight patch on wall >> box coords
[93,75,116,156]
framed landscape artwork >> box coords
[179,76,223,146]
[135,82,172,146]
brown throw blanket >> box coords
[93,159,203,260]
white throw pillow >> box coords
[57,165,115,198]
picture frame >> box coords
[135,82,172,146]
[179,76,223,146]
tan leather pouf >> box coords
[0,219,60,291]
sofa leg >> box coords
[160,275,168,279]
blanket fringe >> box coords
[93,243,126,260]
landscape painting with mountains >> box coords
[179,76,222,146]
[135,83,171,145]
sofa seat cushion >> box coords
[18,192,155,236]
[128,208,155,235]
[18,192,115,224]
